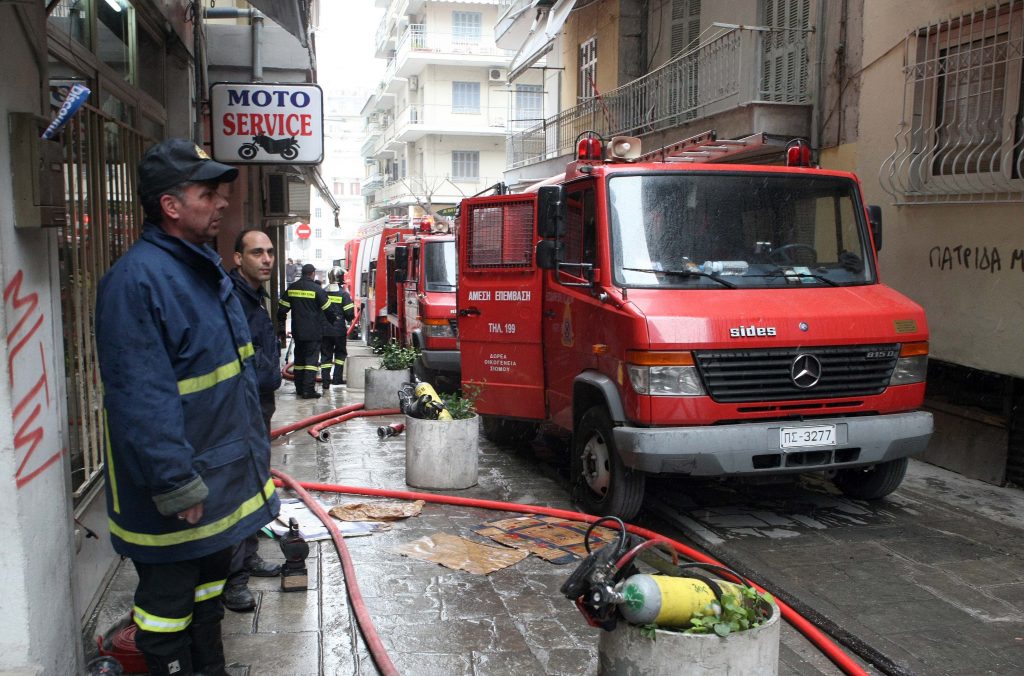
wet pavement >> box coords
[83,346,1024,675]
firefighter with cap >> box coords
[278,264,339,398]
[320,267,356,390]
[95,138,280,675]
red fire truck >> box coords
[348,217,416,344]
[456,131,934,520]
[384,228,460,386]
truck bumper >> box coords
[419,350,461,374]
[613,411,933,476]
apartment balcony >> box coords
[364,118,397,159]
[360,122,384,157]
[372,174,505,209]
[506,25,812,170]
[392,104,508,144]
[394,24,513,77]
[361,171,385,193]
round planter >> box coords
[344,354,379,391]
[364,367,411,408]
[598,602,780,676]
[405,414,480,490]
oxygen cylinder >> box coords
[617,574,747,627]
[413,381,453,421]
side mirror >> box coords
[394,246,408,281]
[867,205,882,252]
[537,185,566,238]
[536,239,562,269]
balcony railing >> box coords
[371,175,505,206]
[506,26,810,169]
[395,103,508,132]
[397,24,512,60]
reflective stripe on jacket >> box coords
[322,283,356,337]
[277,277,337,341]
[96,222,280,564]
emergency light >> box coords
[786,139,812,167]
[576,131,604,161]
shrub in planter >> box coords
[375,340,419,371]
[365,341,418,409]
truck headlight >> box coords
[889,342,928,385]
[423,319,455,338]
[625,350,705,396]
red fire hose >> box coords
[270,412,869,676]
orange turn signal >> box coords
[422,318,449,326]
[625,350,695,366]
[899,341,929,357]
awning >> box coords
[247,0,309,47]
[508,0,576,82]
[300,166,341,227]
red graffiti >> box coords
[4,270,62,489]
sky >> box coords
[315,0,385,90]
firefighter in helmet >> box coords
[320,267,356,389]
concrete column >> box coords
[0,4,80,674]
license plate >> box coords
[780,425,836,448]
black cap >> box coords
[138,138,238,198]
[301,264,316,276]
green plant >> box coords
[637,586,775,640]
[441,383,480,420]
[376,340,419,370]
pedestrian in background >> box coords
[285,257,297,286]
[224,229,284,612]
[95,139,280,675]
[278,263,339,399]
[320,267,356,390]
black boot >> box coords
[144,649,193,676]
[190,622,229,676]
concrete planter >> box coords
[405,414,479,490]
[598,602,780,676]
[344,354,379,391]
[364,367,410,409]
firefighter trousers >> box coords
[293,339,321,395]
[131,546,232,666]
[320,335,348,386]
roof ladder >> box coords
[636,130,770,164]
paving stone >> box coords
[223,631,320,676]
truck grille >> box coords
[694,344,900,403]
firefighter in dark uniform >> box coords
[320,267,356,390]
[278,264,338,398]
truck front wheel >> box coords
[572,406,645,520]
[832,457,908,500]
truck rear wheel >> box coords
[481,415,538,444]
[832,457,908,500]
[572,406,645,520]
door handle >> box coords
[543,310,556,318]
[458,307,481,317]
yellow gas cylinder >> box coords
[413,381,453,420]
[618,574,746,627]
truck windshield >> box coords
[424,240,457,292]
[607,173,876,289]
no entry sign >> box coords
[210,82,324,164]
[295,223,311,239]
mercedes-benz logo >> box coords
[790,354,822,388]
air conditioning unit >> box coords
[488,68,506,83]
[408,75,419,91]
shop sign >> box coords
[210,83,324,164]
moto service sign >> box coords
[210,83,324,164]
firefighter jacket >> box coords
[229,268,282,394]
[322,283,355,337]
[96,222,280,564]
[277,277,338,341]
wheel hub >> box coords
[580,432,610,496]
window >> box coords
[514,84,543,129]
[452,11,482,45]
[315,207,323,218]
[333,181,344,196]
[98,0,133,82]
[579,37,597,100]
[881,2,1024,203]
[452,151,480,180]
[452,81,481,114]
[315,249,323,259]
[350,182,361,195]
[315,228,322,238]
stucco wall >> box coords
[0,4,80,674]
[560,0,622,109]
[857,0,1024,379]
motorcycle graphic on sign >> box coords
[238,135,300,161]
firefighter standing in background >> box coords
[278,264,338,399]
[320,268,356,391]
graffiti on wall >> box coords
[928,245,1024,273]
[4,270,63,489]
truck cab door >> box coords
[457,194,546,420]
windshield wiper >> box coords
[621,267,737,289]
[747,267,839,286]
